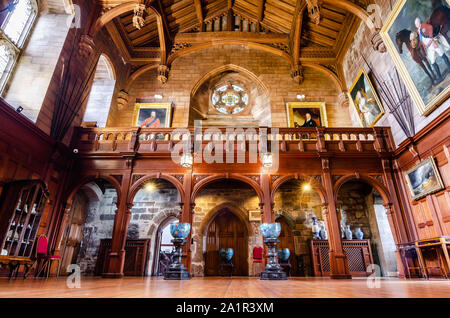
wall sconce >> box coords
[16,106,23,113]
[261,152,273,168]
[180,152,193,168]
[154,94,163,99]
[296,94,306,100]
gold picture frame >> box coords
[132,103,173,128]
[380,0,450,116]
[248,210,262,222]
[286,102,328,128]
[348,69,385,127]
[403,156,444,201]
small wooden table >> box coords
[219,261,234,277]
[0,256,35,279]
[415,236,450,279]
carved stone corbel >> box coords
[117,90,129,110]
[291,64,304,84]
[157,64,170,84]
[133,4,146,30]
[338,91,350,108]
[78,35,95,58]
[306,0,322,25]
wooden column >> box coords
[181,173,193,273]
[104,164,133,278]
[321,158,351,279]
[49,202,72,275]
[261,174,273,223]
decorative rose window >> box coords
[211,83,249,115]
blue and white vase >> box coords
[311,217,320,240]
[319,221,328,240]
[345,225,353,240]
[354,227,364,240]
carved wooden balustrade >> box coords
[73,126,394,156]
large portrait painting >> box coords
[132,103,172,128]
[404,156,444,200]
[349,69,385,127]
[381,0,450,115]
[286,102,328,128]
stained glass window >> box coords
[211,83,249,115]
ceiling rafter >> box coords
[255,0,265,31]
[193,0,204,30]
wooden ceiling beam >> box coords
[174,31,289,44]
[193,0,204,31]
[255,0,265,31]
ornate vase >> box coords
[311,217,321,240]
[277,248,290,262]
[354,227,364,240]
[345,225,353,240]
[319,221,328,240]
[170,222,191,239]
[260,222,281,239]
[219,248,234,262]
[260,223,287,280]
[164,223,191,280]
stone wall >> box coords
[273,179,323,275]
[191,181,261,276]
[3,9,71,122]
[337,181,398,276]
[76,182,181,275]
[110,44,353,128]
[77,188,117,274]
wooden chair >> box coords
[252,246,263,276]
[34,235,61,278]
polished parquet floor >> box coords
[0,277,449,298]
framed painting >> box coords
[403,156,444,200]
[380,0,450,116]
[132,103,173,128]
[348,69,385,127]
[286,102,328,128]
[248,210,262,222]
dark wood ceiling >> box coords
[101,0,360,65]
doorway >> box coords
[152,217,178,276]
[205,208,248,276]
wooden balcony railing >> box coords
[73,126,394,156]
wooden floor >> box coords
[0,277,449,298]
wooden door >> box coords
[205,209,248,276]
[278,217,297,276]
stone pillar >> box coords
[384,203,406,278]
[321,158,351,279]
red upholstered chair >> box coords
[34,235,61,278]
[252,247,263,276]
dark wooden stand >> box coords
[279,261,291,277]
[261,238,287,280]
[219,260,234,277]
[164,238,190,280]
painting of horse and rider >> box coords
[381,0,449,115]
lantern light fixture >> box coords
[261,152,273,168]
[180,152,193,168]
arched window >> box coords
[0,0,37,93]
[82,55,117,128]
